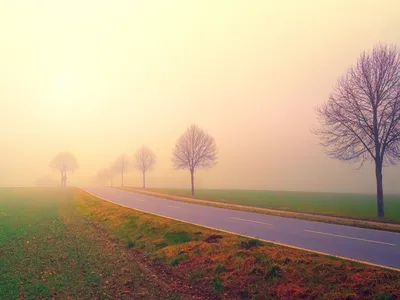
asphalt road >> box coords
[83,187,400,270]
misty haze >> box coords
[1,1,400,299]
[1,1,400,195]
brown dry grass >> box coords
[76,189,400,299]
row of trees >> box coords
[97,146,156,189]
[48,44,400,217]
[48,125,217,195]
[96,124,218,195]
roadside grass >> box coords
[215,263,227,274]
[164,231,192,244]
[1,187,399,299]
[75,189,400,299]
[119,187,400,225]
[0,188,180,300]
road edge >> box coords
[81,188,400,273]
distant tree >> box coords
[134,146,156,188]
[172,124,218,196]
[49,152,79,187]
[96,168,114,187]
[113,154,130,187]
[314,44,400,218]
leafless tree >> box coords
[113,154,130,187]
[314,44,400,217]
[49,152,79,187]
[134,146,156,188]
[172,124,218,196]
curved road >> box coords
[83,187,400,271]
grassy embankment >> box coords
[118,187,400,231]
[1,187,399,299]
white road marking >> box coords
[230,217,272,226]
[168,205,180,209]
[304,230,396,246]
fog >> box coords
[1,1,400,193]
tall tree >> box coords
[172,124,218,196]
[49,152,79,187]
[315,44,400,217]
[113,154,130,187]
[134,146,156,188]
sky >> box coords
[1,0,400,193]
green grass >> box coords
[75,189,400,298]
[1,187,399,299]
[139,188,400,223]
[163,231,192,245]
[0,188,179,299]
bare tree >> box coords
[134,146,156,188]
[49,152,79,187]
[314,44,400,217]
[172,124,218,196]
[113,154,130,187]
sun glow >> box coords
[55,72,76,95]
[47,71,83,121]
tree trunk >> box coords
[375,160,384,217]
[190,169,195,196]
[143,172,146,189]
[121,171,124,187]
[60,171,63,187]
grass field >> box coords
[129,188,400,223]
[1,188,399,299]
[0,188,180,299]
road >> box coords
[83,187,400,270]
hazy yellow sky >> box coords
[1,0,400,193]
